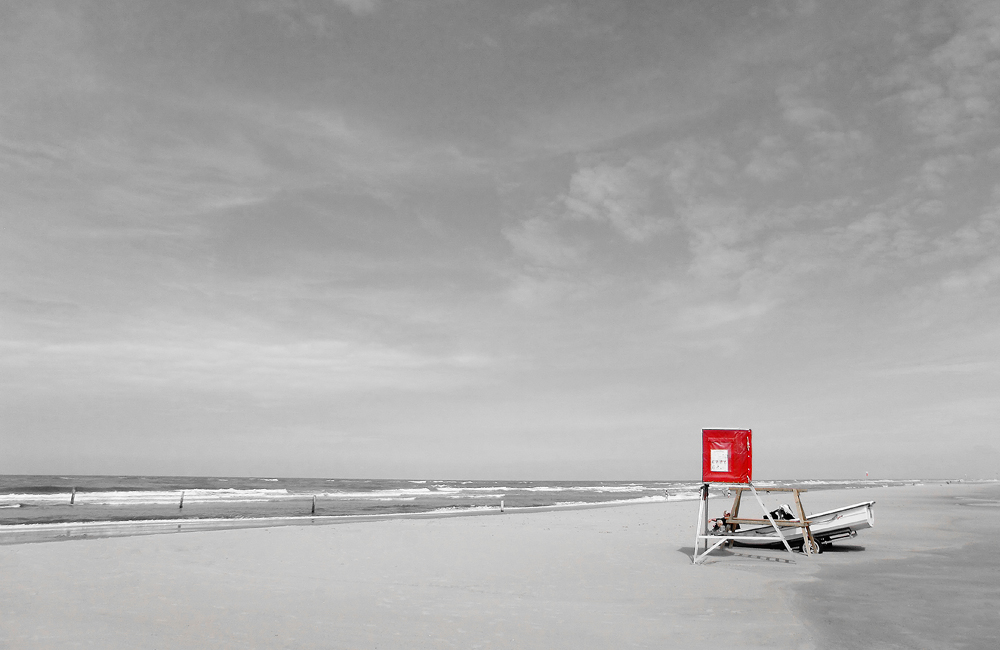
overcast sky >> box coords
[2,0,998,480]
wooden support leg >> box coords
[793,490,816,555]
[731,489,742,520]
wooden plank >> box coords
[729,487,806,493]
[726,518,810,526]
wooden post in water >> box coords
[311,495,316,515]
[179,491,184,510]
[500,499,504,512]
[70,487,76,505]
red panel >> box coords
[702,429,752,483]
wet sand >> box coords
[793,482,1000,650]
[0,482,996,649]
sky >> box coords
[2,0,999,480]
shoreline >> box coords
[0,494,687,546]
[1,480,970,546]
[2,482,996,648]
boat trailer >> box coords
[693,483,818,564]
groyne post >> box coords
[70,487,76,506]
[311,495,316,515]
[179,491,185,510]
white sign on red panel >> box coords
[710,448,729,473]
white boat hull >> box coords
[729,501,875,548]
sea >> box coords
[0,475,922,545]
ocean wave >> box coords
[423,484,654,494]
[317,488,435,499]
[0,488,291,506]
[429,494,673,513]
[428,485,510,493]
[518,485,648,493]
[424,505,499,514]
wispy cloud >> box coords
[0,332,491,398]
[563,159,670,242]
[503,216,587,268]
[248,0,381,37]
[875,0,1000,146]
[874,358,1000,377]
[333,0,380,15]
[743,135,799,182]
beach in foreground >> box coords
[1,482,996,649]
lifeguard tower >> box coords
[692,429,817,564]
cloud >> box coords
[0,332,488,398]
[674,299,775,333]
[247,0,379,36]
[505,273,586,308]
[681,200,752,282]
[248,1,330,36]
[661,140,736,202]
[515,2,613,39]
[503,217,586,267]
[743,135,799,182]
[805,128,873,171]
[333,0,380,15]
[874,359,999,376]
[875,0,1000,146]
[563,159,670,242]
[777,83,839,129]
[0,102,282,239]
[939,254,1000,292]
[917,153,975,193]
[929,189,1000,288]
[520,4,572,28]
[772,82,874,174]
[0,291,80,320]
[250,106,490,195]
[1,94,490,253]
[751,0,819,20]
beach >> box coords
[1,482,996,649]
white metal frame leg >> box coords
[748,483,795,557]
[693,484,707,554]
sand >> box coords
[1,482,997,649]
[794,482,1000,650]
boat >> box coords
[718,500,875,551]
